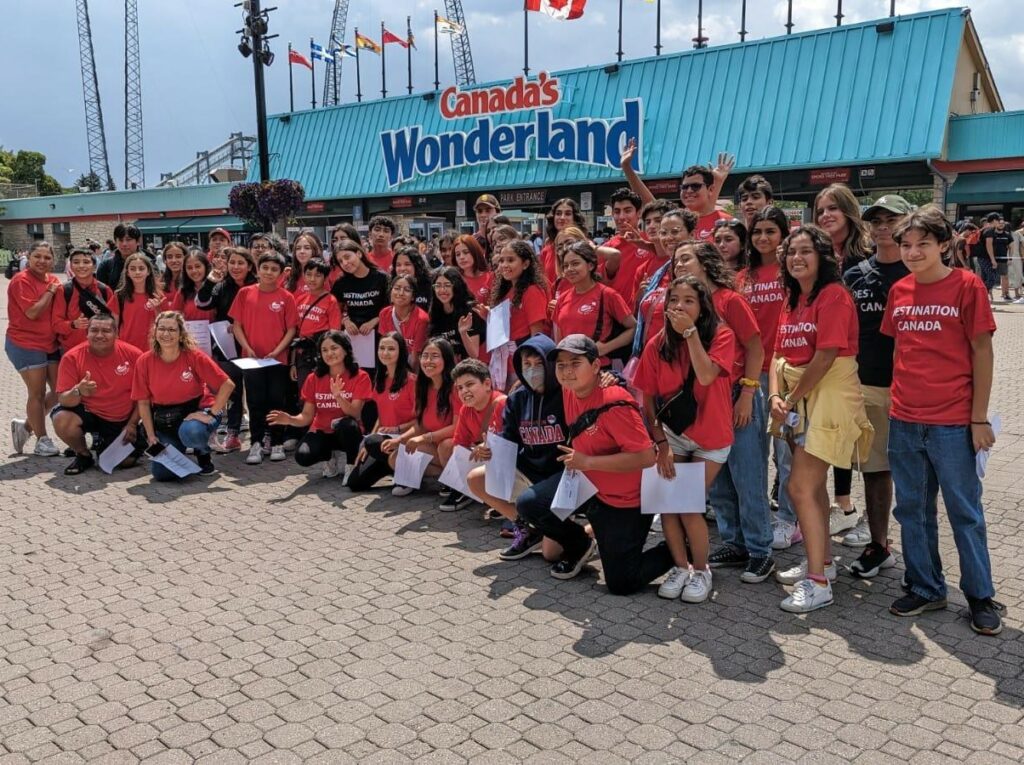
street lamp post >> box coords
[237,0,275,183]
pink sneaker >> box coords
[210,432,241,453]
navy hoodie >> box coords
[502,335,567,483]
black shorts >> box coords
[996,260,1009,276]
[51,404,130,450]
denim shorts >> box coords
[5,336,60,372]
[665,427,731,464]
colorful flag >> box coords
[525,0,587,20]
[356,32,382,54]
[288,48,312,70]
[436,16,464,35]
[333,44,356,59]
[382,28,409,48]
[310,41,331,62]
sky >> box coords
[1,0,1021,189]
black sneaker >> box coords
[439,488,452,500]
[64,452,95,475]
[439,492,469,512]
[967,597,1004,636]
[62,447,76,458]
[708,545,749,568]
[849,542,897,579]
[889,592,948,617]
[550,539,597,580]
[499,521,543,561]
[740,556,776,583]
[197,453,216,475]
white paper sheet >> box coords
[209,320,238,359]
[486,300,511,352]
[150,444,201,478]
[438,445,484,503]
[976,413,1002,479]
[231,357,281,370]
[97,428,136,474]
[348,331,377,369]
[484,432,519,502]
[394,448,434,489]
[185,320,212,356]
[551,469,598,520]
[641,462,705,514]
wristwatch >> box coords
[203,407,223,418]
[71,386,82,397]
[682,327,697,338]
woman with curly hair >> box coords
[489,240,549,389]
[428,267,486,362]
[540,198,587,284]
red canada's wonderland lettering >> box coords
[441,72,560,119]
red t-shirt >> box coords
[452,391,507,448]
[774,283,858,367]
[369,248,394,273]
[301,368,373,433]
[378,305,429,360]
[737,262,785,374]
[171,290,216,322]
[462,271,494,306]
[881,269,996,425]
[712,288,760,384]
[638,272,671,347]
[371,374,417,430]
[553,283,631,367]
[420,384,463,433]
[6,270,60,352]
[632,326,736,450]
[693,210,732,242]
[52,280,120,352]
[604,235,656,303]
[57,340,142,422]
[228,285,298,363]
[563,385,651,508]
[505,284,549,341]
[296,291,342,338]
[119,293,169,352]
[132,348,228,407]
[540,242,558,286]
[632,256,670,306]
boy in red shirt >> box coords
[446,359,506,512]
[883,206,1001,636]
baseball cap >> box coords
[862,195,912,220]
[985,212,1003,222]
[209,227,232,241]
[547,334,598,363]
[474,193,500,211]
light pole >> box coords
[236,0,276,183]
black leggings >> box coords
[345,433,394,490]
[833,466,852,497]
[242,365,290,446]
[216,356,245,432]
[295,416,362,467]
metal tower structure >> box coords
[444,0,476,86]
[156,134,255,187]
[322,0,350,106]
[74,0,114,190]
[124,0,145,188]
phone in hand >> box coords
[145,442,166,457]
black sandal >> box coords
[64,453,95,475]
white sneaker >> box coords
[282,438,299,452]
[11,418,30,454]
[1014,297,1024,304]
[321,453,340,478]
[680,568,712,603]
[771,519,802,550]
[829,505,858,535]
[776,559,838,585]
[392,485,415,497]
[245,444,264,465]
[780,579,834,613]
[33,436,60,457]
[842,516,871,547]
[270,445,286,462]
[658,566,690,599]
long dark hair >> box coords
[780,225,842,310]
[116,253,160,303]
[545,198,586,242]
[491,240,547,308]
[415,337,457,423]
[315,329,360,377]
[659,276,719,365]
[286,231,324,291]
[429,267,477,325]
[712,219,748,270]
[180,249,210,300]
[374,330,412,394]
[160,241,188,294]
[391,246,432,301]
[747,207,790,270]
[676,241,735,290]
[334,240,379,275]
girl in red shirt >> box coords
[633,276,736,604]
[115,253,168,352]
[293,260,342,386]
[712,219,748,272]
[5,241,62,457]
[552,240,635,368]
[172,250,216,322]
[269,330,370,479]
[378,274,429,369]
[391,246,433,312]
[284,232,322,294]
[53,247,119,353]
[159,241,187,306]
[490,240,550,389]
[540,198,587,286]
[454,235,493,308]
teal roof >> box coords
[0,183,233,221]
[947,170,1024,204]
[947,111,1024,161]
[258,7,968,200]
[133,214,252,235]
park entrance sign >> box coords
[380,72,643,188]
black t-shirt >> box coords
[982,228,1014,261]
[331,269,389,326]
[428,308,486,362]
[842,255,909,388]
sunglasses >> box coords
[714,218,741,229]
[680,182,706,193]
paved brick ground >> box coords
[1,280,1022,763]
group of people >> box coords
[4,162,1003,636]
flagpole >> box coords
[310,38,317,109]
[617,0,624,62]
[407,16,413,95]
[355,29,363,102]
[288,42,294,111]
[523,4,529,77]
[656,0,662,55]
[433,10,440,91]
[381,21,387,99]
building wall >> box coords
[949,38,997,116]
[1,218,121,259]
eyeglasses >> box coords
[680,182,706,193]
[155,327,180,334]
[391,285,414,294]
[419,352,443,361]
[658,227,689,238]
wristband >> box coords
[768,394,783,403]
[971,420,991,426]
[739,377,760,388]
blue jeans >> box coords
[888,418,994,601]
[710,385,773,557]
[152,417,219,482]
[761,372,796,524]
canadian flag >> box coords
[526,0,587,21]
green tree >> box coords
[74,172,103,192]
[0,147,13,184]
[8,150,63,196]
